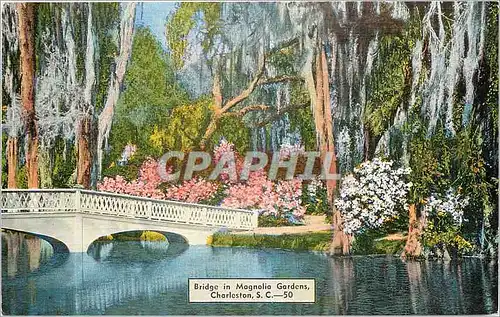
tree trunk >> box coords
[77,116,92,188]
[401,203,426,260]
[17,3,38,188]
[76,3,95,188]
[7,137,17,188]
[314,45,352,255]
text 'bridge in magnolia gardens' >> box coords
[1,189,258,252]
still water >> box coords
[2,231,498,315]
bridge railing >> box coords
[1,189,258,230]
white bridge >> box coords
[0,189,258,252]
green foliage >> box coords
[166,3,221,69]
[97,234,113,241]
[105,26,189,175]
[120,27,187,115]
[422,220,473,257]
[365,35,411,137]
[102,152,148,181]
[51,139,76,188]
[92,3,121,112]
[107,231,165,241]
[209,115,250,153]
[267,45,297,76]
[408,128,452,203]
[1,134,7,188]
[16,165,27,189]
[288,105,316,151]
[149,97,212,152]
[453,128,496,251]
[210,231,332,251]
[407,120,497,254]
[485,3,498,129]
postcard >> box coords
[1,1,498,315]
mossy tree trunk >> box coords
[77,116,92,188]
[305,41,352,255]
[17,3,38,188]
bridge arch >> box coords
[1,228,70,253]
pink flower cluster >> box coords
[221,170,305,218]
[165,177,219,203]
[97,158,165,199]
[213,139,241,184]
[213,139,235,164]
[222,170,273,209]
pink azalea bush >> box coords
[165,177,219,203]
[221,170,305,219]
[221,170,274,210]
[98,141,306,221]
[213,139,242,184]
[97,158,165,199]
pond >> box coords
[1,231,498,315]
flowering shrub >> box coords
[165,177,219,203]
[335,159,412,234]
[222,170,273,209]
[423,189,469,226]
[221,169,305,220]
[97,158,165,199]
[213,139,241,183]
[303,176,330,216]
[421,188,472,255]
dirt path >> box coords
[233,215,332,235]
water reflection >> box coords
[2,230,55,278]
[1,231,498,315]
[87,240,188,263]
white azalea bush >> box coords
[423,189,470,226]
[421,188,472,255]
[335,158,412,234]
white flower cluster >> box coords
[307,176,323,201]
[423,189,469,226]
[278,142,306,159]
[335,158,412,234]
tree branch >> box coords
[217,37,300,115]
[220,54,266,113]
[222,104,269,118]
[257,75,304,86]
[254,102,309,127]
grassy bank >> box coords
[209,231,332,251]
[351,231,407,255]
[96,231,167,242]
[209,231,407,254]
